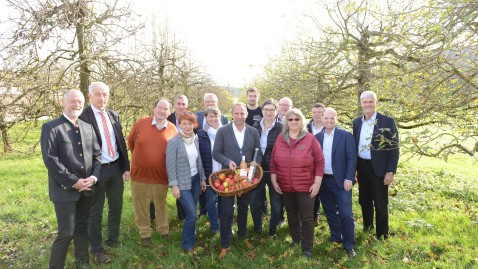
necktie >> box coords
[99,111,115,158]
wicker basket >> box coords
[209,164,263,197]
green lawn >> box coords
[1,136,477,268]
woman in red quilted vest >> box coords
[270,108,325,259]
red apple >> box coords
[252,178,259,184]
[217,185,225,191]
[214,180,221,188]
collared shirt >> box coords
[232,122,245,149]
[152,117,169,131]
[259,118,275,154]
[311,122,324,135]
[323,128,335,175]
[91,105,118,163]
[358,112,377,160]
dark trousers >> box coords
[198,191,207,215]
[357,158,389,239]
[219,192,251,248]
[260,186,268,214]
[320,175,355,250]
[282,192,315,253]
[313,195,321,219]
[250,172,282,235]
[176,199,186,220]
[88,162,124,252]
[50,194,93,269]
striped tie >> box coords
[99,111,115,158]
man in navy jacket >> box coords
[316,107,357,258]
[352,90,399,240]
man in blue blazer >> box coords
[352,90,399,240]
[316,107,357,258]
[212,102,263,259]
[41,89,102,268]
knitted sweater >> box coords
[128,116,178,185]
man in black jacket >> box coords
[79,82,130,263]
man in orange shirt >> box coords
[128,98,178,247]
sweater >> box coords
[270,131,325,193]
[128,116,178,185]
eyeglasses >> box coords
[287,118,301,122]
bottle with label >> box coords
[247,148,259,181]
[239,155,248,178]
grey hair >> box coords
[279,97,293,106]
[282,108,307,133]
[174,94,189,105]
[153,98,171,109]
[203,92,218,102]
[323,107,338,120]
[88,82,110,93]
[360,90,378,102]
[63,89,84,100]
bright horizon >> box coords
[139,0,318,88]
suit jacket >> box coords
[79,106,130,173]
[212,123,263,169]
[41,115,102,202]
[167,112,178,126]
[352,112,399,177]
[316,128,357,187]
[195,111,228,130]
[166,134,206,190]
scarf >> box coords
[179,130,195,145]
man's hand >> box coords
[122,171,130,181]
[73,177,95,192]
[384,173,394,186]
[344,180,353,192]
[228,161,237,170]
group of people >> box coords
[40,83,399,268]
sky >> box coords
[136,0,315,87]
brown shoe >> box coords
[141,237,153,248]
[218,247,230,259]
[314,217,319,227]
[244,239,253,249]
[94,251,111,263]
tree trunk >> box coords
[1,128,12,153]
[356,26,371,116]
[76,0,90,96]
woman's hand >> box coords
[172,185,180,199]
[200,181,207,192]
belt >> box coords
[358,158,372,163]
[323,174,334,178]
[102,159,119,166]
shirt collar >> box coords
[90,104,104,114]
[62,113,77,126]
[362,112,377,122]
[152,117,168,129]
[324,127,335,136]
[232,122,245,133]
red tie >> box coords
[99,111,115,158]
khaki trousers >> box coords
[131,180,169,238]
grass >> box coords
[1,127,478,268]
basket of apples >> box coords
[209,164,263,197]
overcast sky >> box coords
[136,0,317,87]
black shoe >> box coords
[303,251,312,259]
[105,241,121,248]
[94,251,112,263]
[141,237,153,248]
[347,249,356,258]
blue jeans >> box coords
[178,174,200,250]
[205,186,219,232]
[250,171,282,235]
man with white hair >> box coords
[353,90,399,240]
[79,82,130,263]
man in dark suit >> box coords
[79,82,130,263]
[316,107,357,258]
[213,102,263,259]
[166,94,189,221]
[352,90,399,240]
[41,89,101,268]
